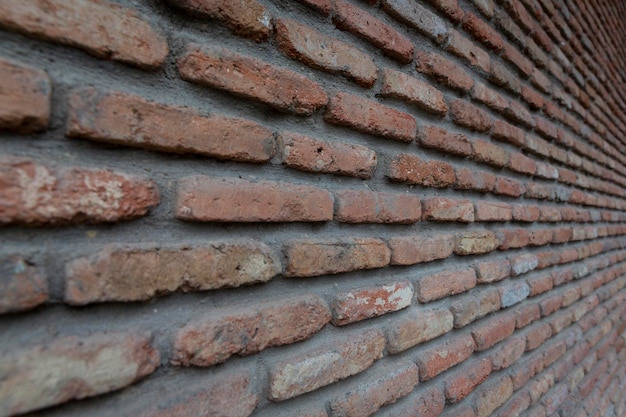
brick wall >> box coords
[1,0,626,416]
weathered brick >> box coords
[416,268,477,302]
[178,45,327,115]
[331,281,413,326]
[474,375,514,417]
[381,0,448,44]
[445,29,491,73]
[499,281,530,307]
[268,329,385,401]
[492,390,530,417]
[65,241,281,304]
[474,259,511,283]
[471,81,508,113]
[386,385,445,417]
[491,119,526,147]
[525,322,552,351]
[0,58,50,132]
[388,233,455,265]
[167,0,270,41]
[509,152,537,175]
[475,201,512,222]
[450,288,500,327]
[381,69,447,116]
[443,357,492,402]
[172,294,330,367]
[531,68,551,93]
[280,132,376,179]
[0,332,159,416]
[275,18,377,87]
[454,168,496,192]
[490,61,521,94]
[329,361,419,417]
[505,100,535,128]
[284,238,390,277]
[535,162,558,180]
[419,125,472,156]
[526,273,553,296]
[388,154,456,187]
[416,333,475,380]
[333,1,414,63]
[472,139,509,167]
[297,0,331,14]
[0,0,168,69]
[497,228,530,250]
[0,157,158,225]
[510,253,539,276]
[539,294,562,316]
[450,100,492,133]
[513,303,540,328]
[422,197,474,222]
[539,206,562,222]
[529,229,553,246]
[0,255,47,314]
[494,177,525,197]
[463,12,504,51]
[472,313,516,350]
[335,190,420,224]
[513,204,540,223]
[415,50,474,92]
[521,85,545,110]
[455,231,500,255]
[68,88,276,163]
[325,93,416,142]
[386,308,453,353]
[502,43,533,76]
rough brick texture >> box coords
[3,0,626,416]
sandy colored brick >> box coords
[381,0,448,44]
[65,241,281,304]
[455,231,500,255]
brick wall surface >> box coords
[1,0,626,416]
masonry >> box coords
[1,0,626,416]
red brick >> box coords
[386,308,453,353]
[424,0,464,21]
[450,288,500,327]
[494,177,525,197]
[524,182,551,200]
[474,375,514,417]
[503,0,534,32]
[526,274,553,296]
[513,303,541,328]
[388,154,456,187]
[502,43,533,76]
[552,227,573,243]
[525,322,552,351]
[268,329,385,400]
[493,391,530,417]
[471,139,510,167]
[0,255,47,314]
[329,361,419,416]
[418,125,472,156]
[386,385,445,417]
[443,357,492,402]
[388,234,455,265]
[509,152,537,175]
[497,228,530,250]
[422,197,474,223]
[446,29,490,73]
[416,268,477,302]
[0,58,50,132]
[471,81,508,113]
[65,241,281,304]
[505,100,535,128]
[454,168,496,192]
[176,176,333,223]
[381,69,448,116]
[167,0,270,41]
[335,190,421,224]
[0,332,159,415]
[531,68,551,93]
[534,117,559,141]
[441,405,477,417]
[280,132,376,179]
[381,0,448,44]
[325,93,416,142]
[0,0,168,69]
[138,371,259,417]
[68,88,276,163]
[474,259,511,283]
[331,281,413,326]
[529,229,553,246]
[284,238,389,277]
[521,85,545,110]
[178,45,327,115]
[275,18,377,87]
[472,313,516,350]
[0,157,158,225]
[333,1,414,63]
[539,206,562,222]
[450,100,492,133]
[173,294,330,367]
[540,294,562,316]
[474,201,512,221]
[415,50,474,93]
[297,0,331,14]
[491,119,526,147]
[455,231,500,255]
[463,12,504,51]
[490,61,521,94]
[416,333,476,380]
